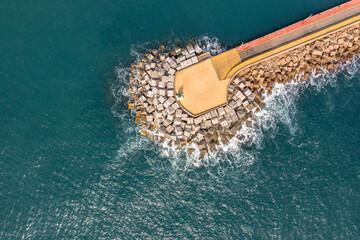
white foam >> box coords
[111,38,360,171]
[196,36,226,54]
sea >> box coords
[1,0,360,239]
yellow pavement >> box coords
[174,11,360,116]
[174,59,229,117]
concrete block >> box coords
[205,112,212,120]
[158,96,166,103]
[150,80,158,87]
[237,109,245,118]
[166,125,174,134]
[242,100,249,107]
[248,93,256,101]
[239,82,246,89]
[158,81,166,88]
[184,128,191,138]
[147,54,154,61]
[139,95,146,102]
[163,62,170,71]
[204,133,213,143]
[194,44,203,54]
[236,99,243,107]
[158,89,166,96]
[211,117,219,125]
[192,124,200,132]
[153,111,162,118]
[167,82,174,89]
[166,105,175,115]
[194,116,202,125]
[191,56,198,64]
[205,120,212,128]
[224,105,232,113]
[168,75,175,82]
[217,107,225,116]
[188,47,195,55]
[166,57,177,68]
[128,103,135,109]
[158,68,165,76]
[177,55,186,64]
[259,101,266,109]
[235,90,246,101]
[167,114,174,121]
[181,114,188,121]
[175,126,183,135]
[229,122,241,135]
[219,117,228,127]
[174,47,181,54]
[175,109,182,118]
[157,104,164,111]
[146,105,155,113]
[152,87,158,95]
[167,90,174,97]
[312,48,323,56]
[228,84,235,92]
[147,97,154,105]
[167,97,175,105]
[181,49,189,56]
[163,100,170,108]
[146,115,154,122]
[161,75,169,82]
[168,68,176,76]
[244,87,252,96]
[163,119,171,127]
[229,100,237,108]
[173,118,182,125]
[180,59,193,68]
[176,65,182,71]
[172,102,180,110]
[210,110,218,118]
[196,130,204,140]
[146,91,154,98]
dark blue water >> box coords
[1,0,360,238]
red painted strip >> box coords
[236,0,360,52]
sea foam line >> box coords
[111,38,360,171]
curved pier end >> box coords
[128,0,360,157]
[175,0,360,117]
[174,59,230,117]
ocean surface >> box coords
[1,0,360,239]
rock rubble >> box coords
[128,23,360,157]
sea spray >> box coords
[111,34,360,170]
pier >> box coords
[175,0,360,117]
[128,0,360,156]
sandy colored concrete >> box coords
[226,15,360,79]
[174,59,229,116]
[238,3,360,61]
[174,0,360,116]
[210,48,241,81]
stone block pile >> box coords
[128,23,360,157]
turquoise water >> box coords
[1,0,360,238]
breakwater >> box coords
[127,2,360,158]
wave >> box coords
[110,37,360,171]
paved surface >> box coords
[175,0,360,116]
[238,1,360,60]
[174,59,229,116]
